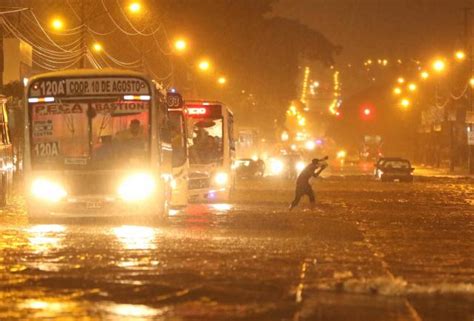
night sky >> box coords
[274,0,473,65]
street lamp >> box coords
[217,76,226,85]
[470,78,474,88]
[397,77,405,84]
[455,50,466,61]
[432,59,446,73]
[393,87,402,95]
[420,71,429,80]
[174,39,187,52]
[92,42,103,52]
[400,98,410,109]
[50,18,64,30]
[128,2,141,14]
[408,83,417,92]
[198,60,210,71]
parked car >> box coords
[374,157,414,182]
[235,158,265,178]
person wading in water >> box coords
[289,156,328,211]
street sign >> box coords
[166,92,184,109]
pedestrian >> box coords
[289,156,328,211]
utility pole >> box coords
[465,7,474,174]
[79,0,86,68]
[0,22,4,92]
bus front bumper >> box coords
[27,195,163,217]
[188,187,229,203]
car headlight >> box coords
[295,161,305,172]
[31,178,67,202]
[118,173,156,202]
[214,172,229,186]
[269,159,284,175]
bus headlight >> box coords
[214,172,229,186]
[295,161,305,173]
[31,178,67,202]
[118,173,156,202]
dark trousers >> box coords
[290,182,315,209]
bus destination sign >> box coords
[29,77,150,97]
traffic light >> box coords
[360,104,375,120]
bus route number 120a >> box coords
[33,142,59,157]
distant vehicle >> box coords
[268,153,305,179]
[235,158,265,178]
[374,157,414,182]
[0,96,14,206]
[185,100,235,202]
[360,135,383,161]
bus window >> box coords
[30,102,89,169]
[90,100,150,167]
[188,118,223,165]
[169,111,187,167]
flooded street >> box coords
[0,174,473,321]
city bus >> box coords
[185,100,235,202]
[166,92,189,207]
[24,69,171,217]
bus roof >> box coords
[185,100,232,114]
[28,68,149,82]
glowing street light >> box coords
[217,76,226,85]
[198,60,210,71]
[128,2,141,13]
[393,87,402,95]
[400,98,410,109]
[470,78,474,88]
[174,39,187,52]
[50,18,64,30]
[420,71,429,80]
[397,77,405,84]
[455,50,466,61]
[364,108,371,116]
[92,42,103,52]
[408,83,417,92]
[432,59,446,73]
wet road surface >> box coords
[0,175,473,320]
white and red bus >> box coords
[24,69,171,217]
[185,100,235,202]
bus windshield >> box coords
[187,117,223,165]
[30,99,150,170]
[169,111,187,167]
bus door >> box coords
[166,92,188,207]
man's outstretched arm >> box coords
[312,165,327,177]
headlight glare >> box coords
[295,161,305,172]
[118,173,156,202]
[214,172,229,186]
[31,178,67,202]
[269,159,284,175]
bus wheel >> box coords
[0,173,7,207]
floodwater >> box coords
[0,174,473,320]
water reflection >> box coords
[26,224,66,253]
[106,303,165,320]
[112,225,157,250]
[18,299,76,319]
